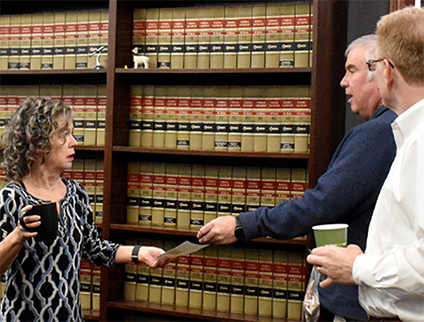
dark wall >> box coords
[345,0,390,133]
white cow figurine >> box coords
[132,48,149,69]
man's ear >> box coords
[383,59,395,88]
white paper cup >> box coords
[312,223,348,247]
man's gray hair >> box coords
[346,34,377,81]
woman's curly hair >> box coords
[1,97,73,182]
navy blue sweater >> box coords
[239,106,397,320]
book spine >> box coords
[216,247,232,312]
[276,168,291,204]
[265,4,281,68]
[189,88,203,151]
[280,4,295,68]
[237,6,252,68]
[246,167,261,212]
[73,85,86,144]
[140,85,154,148]
[164,87,178,149]
[230,247,245,314]
[124,261,138,300]
[84,85,98,146]
[83,159,96,217]
[132,8,146,55]
[8,15,21,70]
[19,14,31,70]
[164,163,178,227]
[190,164,205,230]
[227,86,243,152]
[161,241,177,305]
[176,86,190,150]
[177,164,192,229]
[260,167,276,208]
[183,8,199,69]
[96,85,106,146]
[91,264,101,310]
[258,249,274,317]
[76,11,89,69]
[94,159,104,224]
[217,166,232,217]
[188,252,204,309]
[204,166,219,224]
[157,8,172,68]
[287,252,306,320]
[170,8,185,69]
[272,250,288,318]
[53,12,66,70]
[145,8,159,69]
[148,240,164,304]
[251,4,266,68]
[80,260,93,309]
[294,3,311,68]
[151,163,166,226]
[99,9,108,68]
[241,87,255,152]
[152,86,166,149]
[223,6,238,69]
[127,161,140,225]
[129,85,142,147]
[214,87,229,151]
[139,162,153,226]
[175,255,190,307]
[87,10,102,70]
[244,248,259,315]
[231,167,246,215]
[64,11,77,70]
[201,87,216,151]
[197,7,212,69]
[209,7,225,69]
[253,88,268,152]
[0,15,10,70]
[202,246,218,311]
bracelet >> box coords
[131,245,141,263]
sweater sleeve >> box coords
[239,117,396,241]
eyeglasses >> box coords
[366,58,395,72]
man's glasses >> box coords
[366,58,395,72]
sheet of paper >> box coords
[157,241,209,259]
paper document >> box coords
[157,241,209,259]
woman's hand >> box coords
[138,246,169,268]
[18,205,40,239]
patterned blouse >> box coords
[0,178,120,322]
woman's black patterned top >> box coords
[0,178,120,322]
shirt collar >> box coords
[392,98,424,149]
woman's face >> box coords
[44,115,78,172]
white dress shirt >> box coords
[352,99,424,322]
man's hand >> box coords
[197,216,237,245]
[307,244,363,288]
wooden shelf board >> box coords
[116,67,312,74]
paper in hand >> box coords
[157,241,209,259]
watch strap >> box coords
[131,245,141,263]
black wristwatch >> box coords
[131,245,141,263]
[234,216,246,241]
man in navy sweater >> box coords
[197,34,397,321]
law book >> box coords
[96,85,106,146]
[87,10,102,70]
[287,252,305,320]
[129,85,142,147]
[184,7,199,69]
[132,8,146,60]
[64,11,78,69]
[164,163,178,227]
[30,13,43,70]
[264,86,283,153]
[258,249,274,317]
[294,2,311,68]
[177,163,192,229]
[227,86,243,152]
[197,7,212,69]
[80,260,92,309]
[157,8,172,68]
[61,84,75,115]
[202,246,218,311]
[293,86,311,153]
[290,167,307,200]
[140,85,154,148]
[244,248,259,315]
[98,9,109,68]
[19,14,31,70]
[170,7,185,69]
[216,246,232,312]
[8,15,20,70]
[237,5,252,69]
[279,3,295,68]
[204,165,219,224]
[39,84,59,98]
[241,86,255,152]
[261,167,276,207]
[139,162,154,226]
[152,86,166,149]
[217,165,232,217]
[189,87,203,151]
[190,164,205,230]
[201,86,216,151]
[148,239,164,304]
[76,11,89,69]
[272,250,288,318]
[231,167,246,215]
[246,167,261,212]
[230,247,245,314]
[83,159,96,216]
[209,6,225,69]
[253,87,268,153]
[214,86,229,151]
[176,86,191,150]
[265,4,281,68]
[135,238,151,302]
[72,85,86,144]
[72,159,85,184]
[151,162,166,226]
[127,161,140,225]
[188,250,204,309]
[0,15,10,70]
[0,89,8,138]
[4,87,19,133]
[91,264,101,310]
[276,167,291,204]
[175,254,190,307]
[41,12,54,70]
[223,6,238,69]
[124,260,138,300]
[161,240,177,305]
[280,86,296,152]
[145,8,159,69]
[309,4,314,67]
[251,4,266,68]
[84,85,97,146]
[53,12,66,70]
[94,159,104,224]
[164,86,178,149]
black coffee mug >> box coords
[19,203,58,245]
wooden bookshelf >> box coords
[0,0,348,321]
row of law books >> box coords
[0,85,107,146]
[124,239,306,320]
[63,159,104,225]
[133,2,313,69]
[80,260,101,311]
[0,10,109,71]
[127,161,307,230]
[130,85,311,153]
